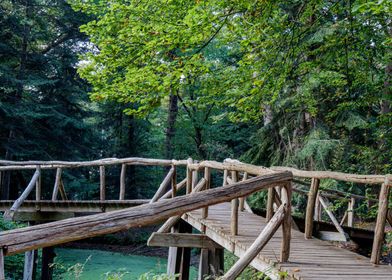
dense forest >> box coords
[1,0,390,200]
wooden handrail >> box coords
[271,166,386,185]
[0,171,293,256]
[0,157,188,170]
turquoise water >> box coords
[55,248,196,280]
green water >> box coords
[55,248,196,280]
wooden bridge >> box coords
[0,157,391,279]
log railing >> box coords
[1,157,390,266]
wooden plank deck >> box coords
[183,203,392,280]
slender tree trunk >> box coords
[165,91,178,160]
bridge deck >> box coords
[183,203,392,280]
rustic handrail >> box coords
[0,171,292,256]
[0,157,188,170]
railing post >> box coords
[201,167,211,230]
[371,175,391,264]
[119,164,126,200]
[186,158,193,194]
[305,178,320,239]
[223,169,228,186]
[348,197,355,227]
[280,182,292,262]
[0,248,4,280]
[35,166,41,201]
[171,165,177,198]
[230,171,239,236]
[52,168,62,201]
[239,172,248,211]
[100,165,105,201]
[266,187,274,222]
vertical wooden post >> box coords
[280,182,292,262]
[223,169,228,186]
[192,170,198,190]
[314,192,321,222]
[266,187,274,222]
[186,158,193,194]
[23,250,34,280]
[0,248,5,280]
[198,248,209,280]
[239,172,248,211]
[119,164,126,200]
[202,167,211,221]
[211,248,224,276]
[35,166,41,201]
[371,176,391,264]
[304,178,320,239]
[348,197,355,227]
[230,171,239,236]
[171,165,177,198]
[52,168,62,201]
[100,165,105,201]
[41,247,55,280]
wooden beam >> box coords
[0,171,292,256]
[280,183,291,262]
[222,204,287,280]
[318,196,348,241]
[239,172,248,211]
[150,167,175,203]
[0,249,4,280]
[52,168,62,201]
[304,178,320,239]
[202,167,211,233]
[266,187,274,222]
[35,166,41,201]
[186,158,193,194]
[0,157,188,171]
[23,250,34,280]
[230,171,239,236]
[119,164,126,200]
[4,168,40,220]
[148,233,222,249]
[371,176,391,264]
[99,166,105,201]
[271,166,385,185]
[347,197,355,227]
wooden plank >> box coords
[305,178,319,239]
[148,233,222,249]
[318,231,348,242]
[119,164,126,200]
[222,204,286,279]
[371,176,391,264]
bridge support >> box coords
[198,247,224,280]
[167,221,192,280]
[41,247,56,280]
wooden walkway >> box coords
[184,203,392,280]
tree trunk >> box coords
[165,91,178,160]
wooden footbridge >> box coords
[0,158,391,279]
